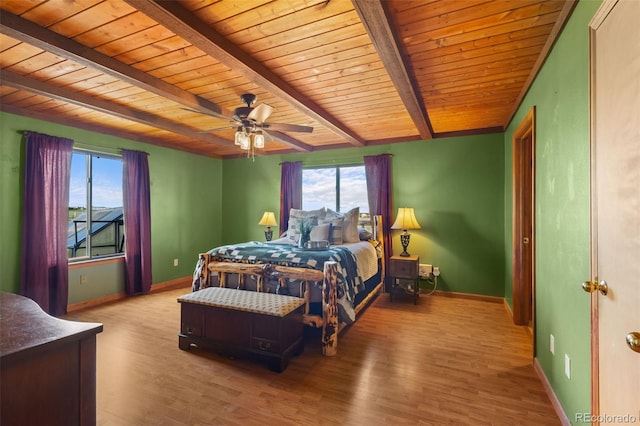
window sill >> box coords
[68,255,125,270]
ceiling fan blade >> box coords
[181,107,233,121]
[247,103,273,123]
[262,129,274,142]
[262,122,313,133]
[200,125,237,133]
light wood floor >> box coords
[66,288,560,425]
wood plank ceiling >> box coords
[0,0,576,159]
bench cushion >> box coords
[178,287,305,318]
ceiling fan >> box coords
[195,93,313,151]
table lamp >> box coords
[391,207,421,256]
[258,211,278,241]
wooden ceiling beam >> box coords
[125,0,365,147]
[266,131,313,152]
[351,0,433,140]
[0,103,223,159]
[0,10,231,121]
[0,69,232,149]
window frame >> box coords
[68,149,125,263]
[302,164,368,213]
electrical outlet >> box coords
[419,263,433,277]
[173,258,179,267]
[550,334,555,354]
[433,266,440,277]
[565,354,571,379]
[80,275,88,285]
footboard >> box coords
[201,258,340,356]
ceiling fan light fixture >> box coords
[234,127,243,146]
[253,131,265,148]
[240,136,250,150]
[202,93,311,155]
[235,131,250,149]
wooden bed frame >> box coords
[192,215,385,356]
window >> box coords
[302,165,369,213]
[68,150,124,260]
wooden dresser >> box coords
[0,292,103,426]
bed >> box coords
[190,210,385,356]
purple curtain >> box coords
[364,154,393,288]
[20,131,73,316]
[279,161,302,236]
[122,150,152,295]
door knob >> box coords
[627,332,640,353]
[581,279,608,296]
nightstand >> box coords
[388,255,419,304]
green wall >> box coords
[0,111,223,300]
[504,0,601,421]
[222,133,505,297]
[1,112,504,299]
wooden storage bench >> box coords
[177,287,305,372]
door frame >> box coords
[512,107,536,337]
[588,0,619,418]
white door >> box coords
[590,0,640,422]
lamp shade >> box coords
[234,127,243,146]
[253,131,265,148]
[391,208,421,230]
[258,211,278,226]
[238,132,250,150]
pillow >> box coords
[290,207,325,219]
[324,207,360,243]
[359,227,372,241]
[324,208,340,218]
[287,213,319,243]
[286,208,325,242]
[341,207,360,243]
[310,223,330,241]
[319,216,344,245]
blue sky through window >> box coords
[69,153,123,208]
[302,166,368,213]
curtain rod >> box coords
[279,153,392,166]
[19,131,149,156]
[74,143,149,157]
[74,143,121,154]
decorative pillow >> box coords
[287,214,318,243]
[341,207,360,243]
[310,223,330,241]
[319,216,344,245]
[286,208,325,242]
[359,227,372,241]
[324,208,340,218]
[290,207,325,219]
